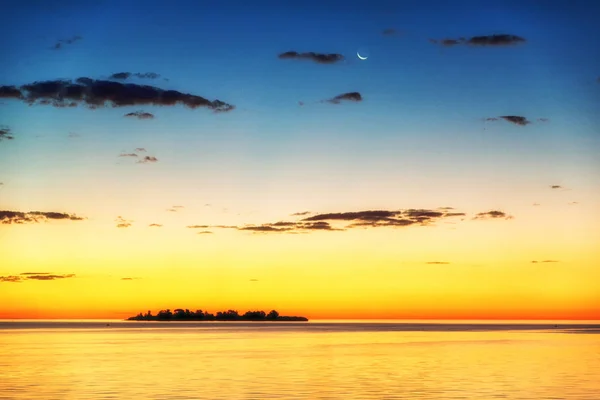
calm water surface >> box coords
[1,321,599,399]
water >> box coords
[1,321,599,399]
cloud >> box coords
[238,221,340,233]
[533,203,541,206]
[291,211,311,216]
[568,202,578,205]
[278,51,345,64]
[1,273,75,283]
[537,118,549,122]
[431,34,526,47]
[119,153,138,157]
[499,116,531,126]
[0,86,22,99]
[135,148,147,152]
[67,132,80,138]
[0,78,234,112]
[531,260,559,264]
[327,92,362,104]
[382,28,397,35]
[149,223,162,227]
[109,72,161,80]
[115,216,132,228]
[25,274,75,280]
[121,277,141,280]
[137,156,158,164]
[0,126,14,141]
[51,35,82,50]
[124,111,155,119]
[426,261,451,265]
[473,210,513,220]
[0,276,22,283]
[172,205,184,209]
[1,210,85,224]
[550,185,562,189]
[197,231,213,234]
[187,225,210,229]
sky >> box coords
[1,0,599,320]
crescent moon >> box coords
[357,51,368,60]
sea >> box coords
[1,320,599,399]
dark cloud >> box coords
[499,116,531,126]
[278,51,345,64]
[1,78,234,112]
[26,274,75,281]
[426,261,450,265]
[1,273,75,282]
[135,147,147,152]
[485,117,499,122]
[327,92,362,104]
[468,34,526,46]
[52,35,82,50]
[110,72,161,80]
[0,86,22,99]
[0,276,22,283]
[431,34,526,47]
[473,210,513,220]
[550,185,562,189]
[0,126,14,141]
[115,216,132,228]
[1,210,85,224]
[238,221,339,233]
[187,225,210,229]
[137,156,158,164]
[124,111,155,119]
[291,211,311,216]
[531,260,559,264]
[149,223,162,227]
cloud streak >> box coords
[473,210,513,220]
[327,92,363,104]
[0,126,14,141]
[278,51,345,64]
[124,111,155,119]
[0,78,234,112]
[431,34,526,47]
[110,72,161,80]
[1,210,85,224]
[1,273,76,283]
[52,35,82,50]
[115,216,132,228]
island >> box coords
[126,309,308,322]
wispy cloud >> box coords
[137,156,158,164]
[430,34,526,47]
[124,111,155,119]
[135,148,147,152]
[0,78,234,112]
[550,185,562,189]
[382,28,397,36]
[197,231,213,234]
[1,273,76,283]
[473,210,513,220]
[426,261,451,265]
[51,35,82,50]
[121,277,141,280]
[149,223,162,227]
[119,153,138,157]
[278,51,345,64]
[0,126,14,141]
[115,216,132,228]
[531,260,559,264]
[291,211,311,216]
[1,210,85,224]
[327,92,362,104]
[67,132,80,139]
[109,72,161,80]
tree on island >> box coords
[127,308,307,321]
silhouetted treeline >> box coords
[126,308,308,321]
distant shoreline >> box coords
[126,309,308,322]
